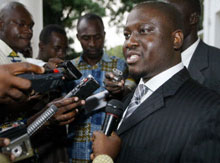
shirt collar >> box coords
[76,51,112,65]
[140,62,184,92]
[0,39,15,57]
[181,38,200,68]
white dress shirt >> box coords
[118,62,184,129]
[181,38,200,68]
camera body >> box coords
[0,125,34,162]
[17,61,82,93]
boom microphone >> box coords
[101,99,124,136]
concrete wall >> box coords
[0,0,43,58]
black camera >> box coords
[17,61,82,93]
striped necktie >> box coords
[124,84,148,119]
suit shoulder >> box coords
[203,42,220,57]
[183,78,220,103]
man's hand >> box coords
[91,131,121,160]
[0,137,15,161]
[44,58,64,69]
[0,62,44,104]
[51,97,85,125]
[104,72,125,95]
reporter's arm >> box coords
[0,62,44,104]
[104,72,137,99]
[104,72,125,97]
[27,97,85,126]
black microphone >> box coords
[101,99,124,136]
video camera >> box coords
[17,61,82,93]
[0,75,100,162]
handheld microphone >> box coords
[101,99,124,136]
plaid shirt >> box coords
[67,52,127,162]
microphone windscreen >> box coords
[105,99,124,118]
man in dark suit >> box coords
[164,0,220,94]
[91,1,220,163]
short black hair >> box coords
[39,24,67,44]
[76,13,104,32]
[182,0,201,16]
[135,1,183,31]
[162,0,201,16]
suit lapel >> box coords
[188,40,209,84]
[117,68,191,135]
[117,89,164,135]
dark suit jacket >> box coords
[188,40,220,94]
[116,68,220,163]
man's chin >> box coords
[18,42,30,50]
[85,51,103,58]
[129,68,143,80]
[88,50,101,55]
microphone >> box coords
[101,99,124,136]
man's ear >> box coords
[39,42,45,51]
[173,30,184,50]
[190,12,200,25]
[0,19,4,31]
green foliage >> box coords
[106,0,152,27]
[107,45,124,59]
[43,0,204,30]
[43,0,106,28]
[43,0,204,57]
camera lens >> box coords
[11,145,22,157]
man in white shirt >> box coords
[164,0,220,94]
[0,2,33,64]
[0,2,60,68]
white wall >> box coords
[203,0,220,48]
[0,0,43,58]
